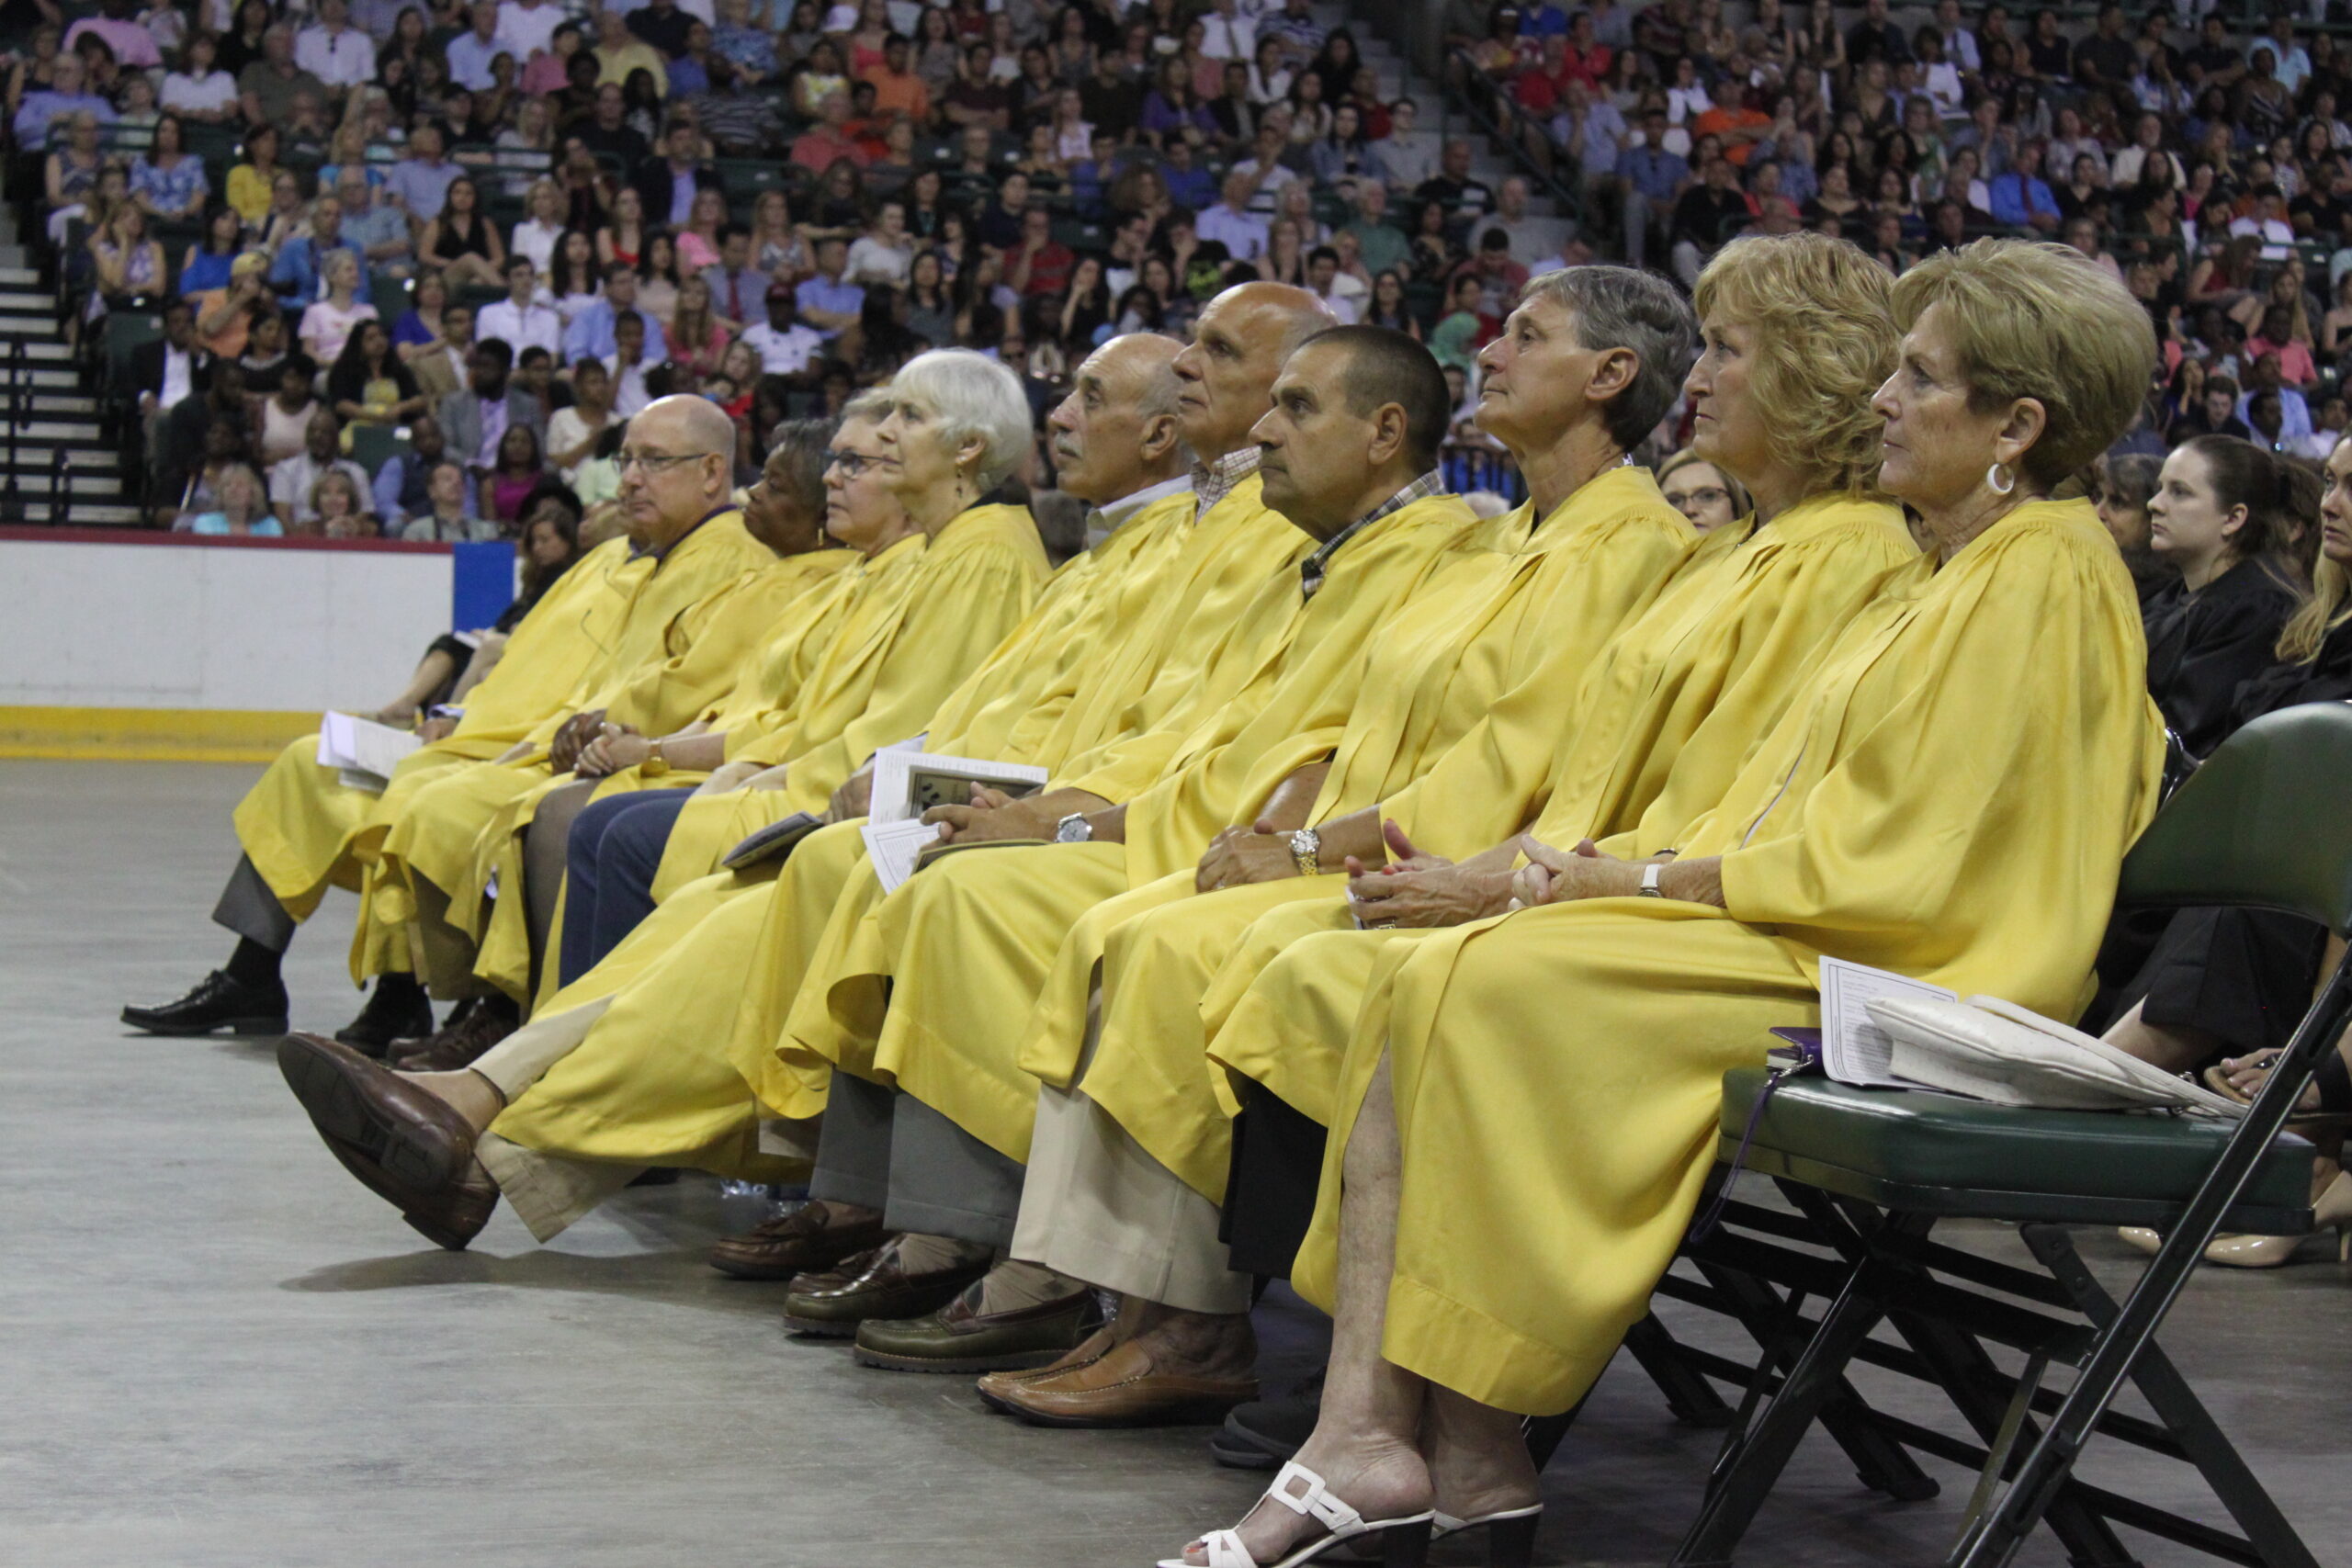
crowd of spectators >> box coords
[1458,0,2352,465]
[19,0,1572,536]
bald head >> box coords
[1171,283,1339,463]
[1047,333,1189,506]
[620,395,741,547]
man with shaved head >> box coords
[121,397,771,1053]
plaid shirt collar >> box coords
[1300,470,1444,600]
[1193,446,1263,517]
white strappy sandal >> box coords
[1157,1460,1435,1568]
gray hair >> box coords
[888,348,1033,492]
[1523,265,1699,449]
[841,388,895,424]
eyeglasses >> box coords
[616,450,710,474]
[827,450,889,478]
[1669,487,1732,510]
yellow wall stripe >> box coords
[0,706,320,763]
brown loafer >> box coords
[708,1201,888,1280]
[976,1334,1257,1427]
[973,1325,1117,1402]
[781,1244,991,1337]
[390,1001,516,1072]
[277,1032,496,1250]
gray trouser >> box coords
[520,777,598,996]
[808,1072,1026,1248]
[212,854,297,952]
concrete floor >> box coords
[4,757,2348,1567]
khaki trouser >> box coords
[1010,990,1253,1314]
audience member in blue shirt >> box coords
[381,125,464,222]
[1987,144,2062,233]
[1158,141,1217,212]
[795,239,865,339]
[14,56,117,146]
[269,197,371,305]
[560,265,673,364]
[1613,110,1687,267]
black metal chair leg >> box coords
[1697,1259,1939,1502]
[1948,955,2352,1568]
[1886,1308,2143,1568]
[1668,1265,1893,1567]
[2022,1227,2320,1568]
[1624,1313,1738,1428]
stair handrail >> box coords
[2,334,20,524]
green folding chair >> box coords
[346,423,412,479]
[370,275,413,325]
[1672,702,2352,1568]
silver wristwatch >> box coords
[1056,811,1094,843]
[1287,827,1321,877]
[1638,862,1667,898]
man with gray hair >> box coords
[237,24,326,128]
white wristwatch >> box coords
[1056,812,1093,843]
[1638,862,1667,898]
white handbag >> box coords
[1864,995,2245,1116]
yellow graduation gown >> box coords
[469,505,1043,1000]
[356,511,777,986]
[1290,499,2164,1416]
[458,546,862,1000]
[782,490,1488,1165]
[1046,468,1706,1200]
[1204,494,1917,1147]
[228,538,639,924]
[638,501,1050,901]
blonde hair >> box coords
[2281,434,2352,662]
[1891,238,2156,489]
[1692,232,1898,497]
[1658,447,1753,518]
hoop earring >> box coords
[1986,461,2017,496]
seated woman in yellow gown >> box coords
[1162,241,2169,1568]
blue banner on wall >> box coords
[450,540,516,632]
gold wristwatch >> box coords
[640,739,670,777]
[1287,828,1321,877]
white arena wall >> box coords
[0,530,470,761]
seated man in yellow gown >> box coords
[119,396,780,1054]
[985,237,1920,1430]
[1159,240,2168,1568]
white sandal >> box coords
[1156,1460,1435,1568]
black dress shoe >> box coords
[1209,1370,1323,1469]
[333,981,437,1060]
[122,970,288,1037]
